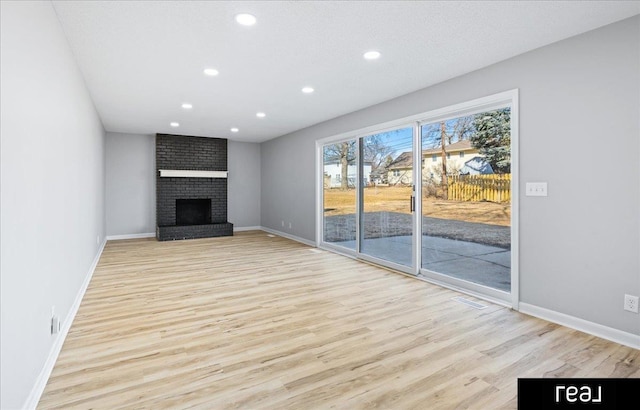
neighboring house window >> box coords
[460,152,465,158]
[447,153,451,159]
[393,170,400,176]
[432,154,437,162]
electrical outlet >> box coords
[51,315,60,334]
[281,220,284,227]
[50,306,61,334]
[624,294,638,313]
[288,222,292,229]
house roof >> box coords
[422,140,476,155]
[388,140,479,170]
[387,152,413,170]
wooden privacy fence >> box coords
[448,174,511,202]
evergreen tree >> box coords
[471,108,511,173]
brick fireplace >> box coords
[156,133,233,240]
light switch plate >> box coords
[526,182,548,196]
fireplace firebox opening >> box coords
[176,199,211,226]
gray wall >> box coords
[260,17,640,336]
[105,136,261,234]
[228,141,261,228]
[0,2,106,408]
[106,133,155,236]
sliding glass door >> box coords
[318,90,517,306]
[420,109,512,295]
[360,127,415,270]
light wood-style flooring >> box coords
[38,231,639,409]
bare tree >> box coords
[422,115,475,147]
[420,115,475,199]
[324,141,356,189]
[324,133,399,188]
[451,115,475,143]
[363,134,395,176]
[440,122,448,199]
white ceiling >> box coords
[51,1,639,143]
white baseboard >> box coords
[260,227,317,247]
[519,302,640,350]
[233,226,262,232]
[23,238,107,410]
[106,232,155,241]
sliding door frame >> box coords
[316,89,519,309]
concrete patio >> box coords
[325,211,511,292]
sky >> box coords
[324,108,509,166]
[368,127,413,158]
[371,117,468,159]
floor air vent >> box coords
[452,296,487,310]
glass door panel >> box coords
[420,110,511,292]
[323,140,357,250]
[360,127,415,268]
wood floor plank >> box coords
[38,231,638,409]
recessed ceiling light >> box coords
[170,122,179,127]
[363,50,381,60]
[256,112,266,118]
[235,13,257,26]
[230,127,239,133]
[181,103,193,109]
[203,68,219,76]
[302,87,314,94]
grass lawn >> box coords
[323,186,510,227]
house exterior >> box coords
[387,140,489,185]
[324,162,372,188]
[387,151,413,185]
[422,140,484,181]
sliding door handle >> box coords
[410,195,415,212]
